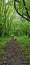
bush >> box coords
[0,23,3,37]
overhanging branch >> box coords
[14,0,30,21]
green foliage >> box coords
[15,0,30,19]
[17,35,30,60]
[10,20,30,37]
[0,0,14,37]
[0,0,30,37]
[0,0,30,60]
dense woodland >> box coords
[0,0,30,60]
[0,0,30,37]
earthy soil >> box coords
[0,38,30,65]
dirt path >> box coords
[0,38,30,65]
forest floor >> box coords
[0,37,30,65]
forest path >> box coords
[0,37,30,65]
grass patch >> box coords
[0,37,11,48]
[17,35,30,60]
[0,36,13,55]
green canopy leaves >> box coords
[14,0,30,21]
